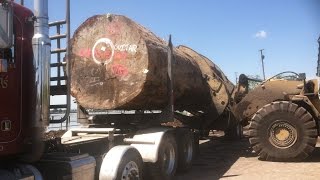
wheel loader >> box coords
[233,38,320,161]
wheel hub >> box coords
[269,121,297,149]
[121,161,139,180]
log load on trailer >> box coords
[69,14,236,131]
[234,38,320,162]
[0,1,239,179]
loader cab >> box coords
[233,74,262,103]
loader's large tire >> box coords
[249,101,318,161]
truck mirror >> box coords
[298,73,306,80]
[0,1,13,48]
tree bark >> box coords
[69,14,234,118]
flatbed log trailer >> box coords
[0,1,238,180]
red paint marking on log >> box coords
[78,48,91,58]
[77,48,113,60]
[95,49,112,60]
[114,51,127,60]
[111,64,128,77]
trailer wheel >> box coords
[99,146,143,180]
[147,133,177,180]
[177,130,194,172]
[249,101,318,161]
[224,123,243,140]
[193,131,200,158]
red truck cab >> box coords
[0,1,35,158]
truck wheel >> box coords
[224,123,243,140]
[193,131,200,158]
[99,146,143,180]
[249,101,318,161]
[177,130,194,172]
[199,130,210,138]
[147,133,177,180]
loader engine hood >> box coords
[233,72,306,123]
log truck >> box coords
[0,0,238,179]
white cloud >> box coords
[254,30,267,39]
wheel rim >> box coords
[162,143,176,175]
[183,139,193,163]
[269,120,298,149]
[121,161,140,180]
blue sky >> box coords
[22,0,319,107]
[24,0,320,81]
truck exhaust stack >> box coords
[24,0,50,162]
[32,0,50,127]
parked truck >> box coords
[0,1,238,179]
[233,37,320,161]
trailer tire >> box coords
[177,130,194,172]
[193,131,200,158]
[199,130,210,138]
[99,146,143,180]
[146,133,177,180]
[249,101,318,161]
[224,123,243,140]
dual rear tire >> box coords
[100,130,196,180]
[146,131,196,179]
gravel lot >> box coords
[175,131,320,180]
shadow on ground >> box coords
[175,133,320,180]
[175,133,254,180]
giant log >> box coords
[69,14,234,119]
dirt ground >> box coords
[175,131,320,180]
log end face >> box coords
[69,14,150,109]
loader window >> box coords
[238,74,262,91]
[247,79,261,91]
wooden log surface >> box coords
[69,14,234,116]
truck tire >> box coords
[193,131,200,158]
[99,146,143,180]
[199,130,210,138]
[224,123,243,140]
[146,133,177,180]
[249,101,318,161]
[177,130,194,172]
